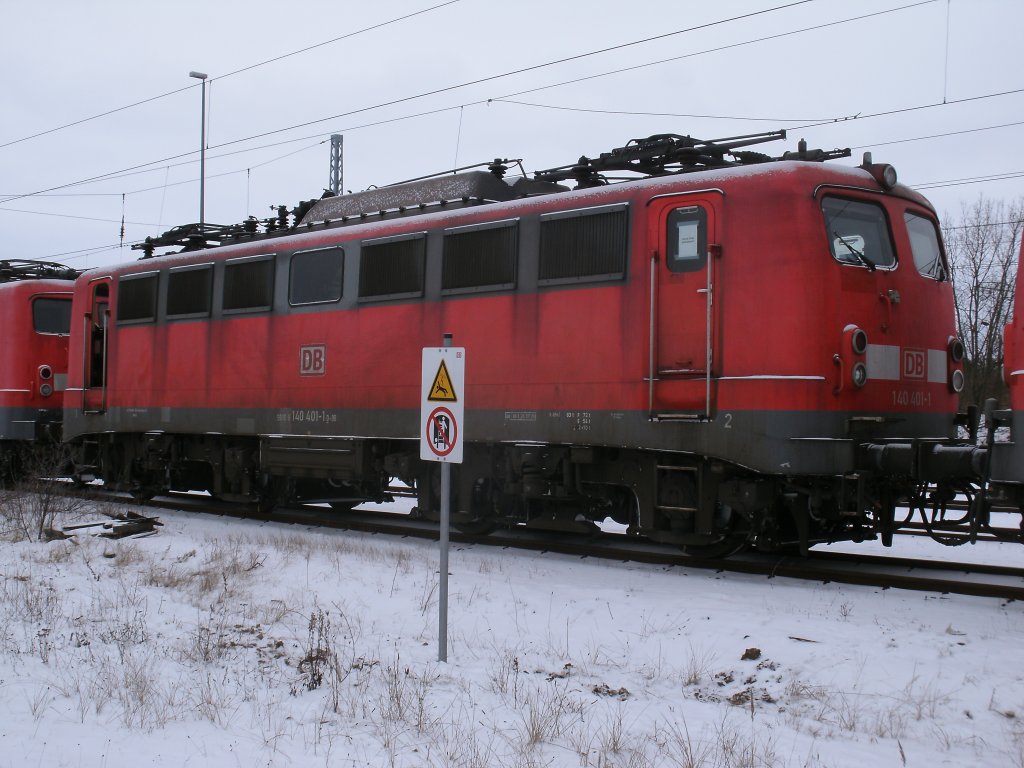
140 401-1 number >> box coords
[892,390,932,407]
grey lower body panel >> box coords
[1,407,62,442]
[64,405,958,477]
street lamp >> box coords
[189,71,208,228]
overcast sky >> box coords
[2,0,1021,268]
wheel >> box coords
[679,504,752,558]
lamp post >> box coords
[189,71,208,228]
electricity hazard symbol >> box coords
[421,346,465,463]
[428,359,458,402]
[425,407,458,457]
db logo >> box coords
[903,348,925,379]
[300,344,326,376]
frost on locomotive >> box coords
[63,131,982,554]
[0,261,78,482]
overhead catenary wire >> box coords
[490,89,1024,136]
[0,0,464,151]
[0,0,823,206]
[487,99,831,123]
[0,205,160,227]
[3,86,1019,215]
[486,0,939,105]
[2,1,952,208]
[6,0,1018,250]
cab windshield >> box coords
[822,196,896,270]
[33,297,72,334]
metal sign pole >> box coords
[439,459,450,662]
[421,333,462,664]
[438,333,452,663]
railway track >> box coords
[72,489,1024,603]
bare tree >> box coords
[943,196,1024,408]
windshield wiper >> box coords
[833,231,875,271]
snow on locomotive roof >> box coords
[88,158,928,279]
[298,171,568,226]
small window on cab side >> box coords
[666,206,707,273]
[903,211,947,280]
[289,247,344,306]
[32,297,72,334]
[822,197,896,270]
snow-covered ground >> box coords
[0,491,1021,767]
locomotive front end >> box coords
[638,156,980,552]
[0,263,77,482]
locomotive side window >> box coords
[904,211,947,280]
[359,233,425,300]
[167,264,213,318]
[666,206,707,273]
[442,220,518,294]
[822,197,895,270]
[289,247,344,306]
[539,204,628,284]
[116,273,158,323]
[32,298,72,334]
[225,255,275,312]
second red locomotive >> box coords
[0,261,78,482]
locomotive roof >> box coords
[0,259,80,284]
[298,171,568,226]
[99,158,933,280]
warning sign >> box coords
[421,347,465,463]
[425,406,457,457]
[428,359,458,402]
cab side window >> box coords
[666,206,707,273]
[904,212,947,280]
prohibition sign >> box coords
[425,406,458,458]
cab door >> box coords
[647,193,722,418]
[82,279,110,413]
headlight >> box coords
[950,369,965,393]
[851,328,867,355]
[948,337,965,363]
[852,362,868,388]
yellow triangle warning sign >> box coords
[428,359,458,402]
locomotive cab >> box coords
[0,262,78,482]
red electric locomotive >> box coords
[0,261,79,482]
[62,132,980,553]
[984,237,1024,531]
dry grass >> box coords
[0,492,994,766]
